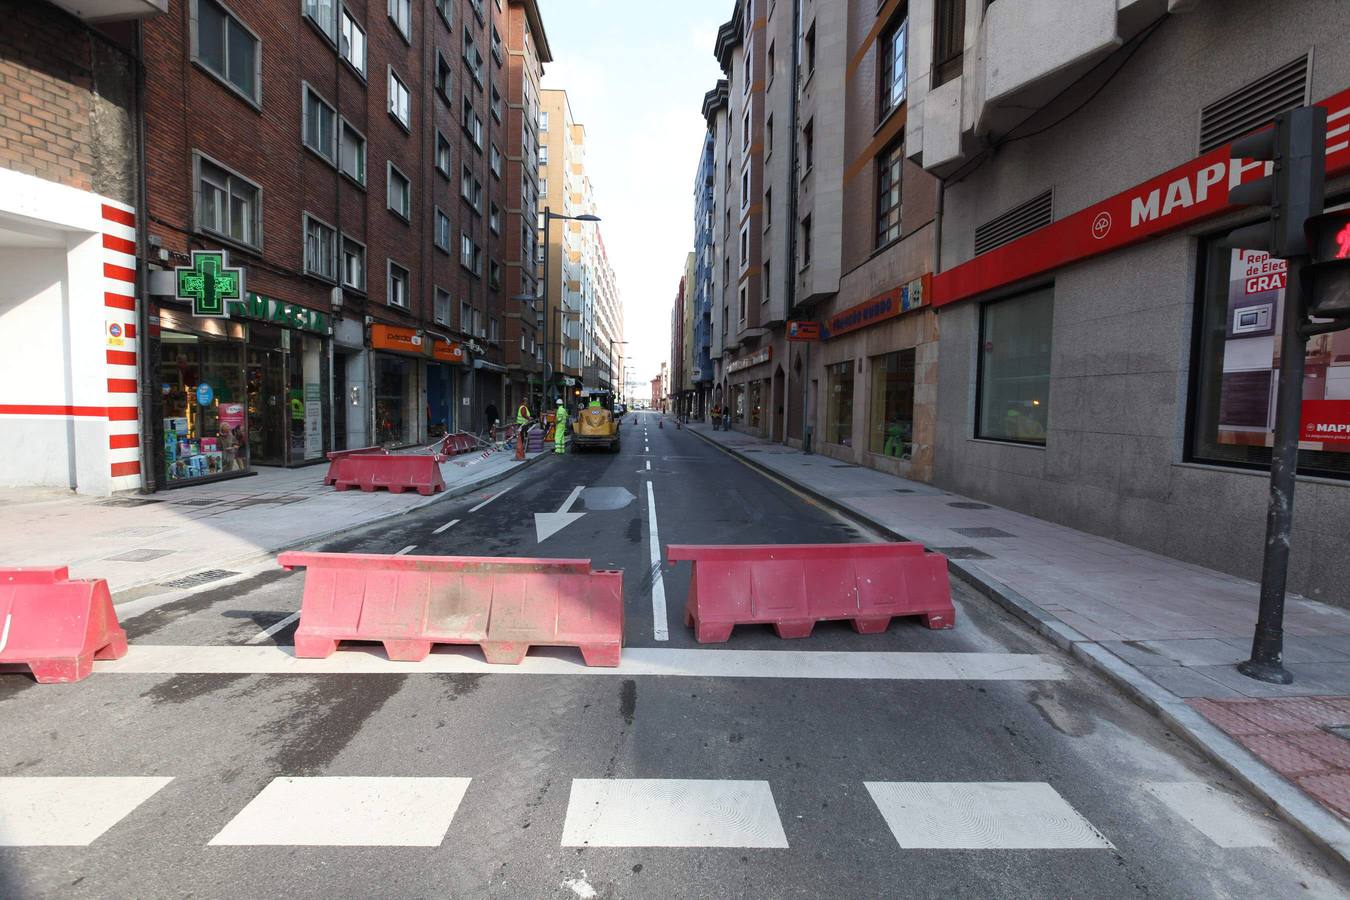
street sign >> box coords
[787,320,821,342]
[176,249,244,319]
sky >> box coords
[538,0,728,388]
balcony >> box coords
[48,0,167,21]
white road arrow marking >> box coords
[535,485,586,543]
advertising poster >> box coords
[304,383,322,460]
[1217,249,1350,451]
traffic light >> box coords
[1223,106,1327,258]
[1303,209,1350,323]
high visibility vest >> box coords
[517,404,530,424]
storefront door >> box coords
[248,347,286,465]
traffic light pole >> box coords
[1240,257,1308,685]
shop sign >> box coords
[225,292,329,334]
[1300,400,1350,444]
[177,249,244,318]
[370,323,428,356]
[823,274,930,339]
[431,339,466,364]
[933,85,1350,307]
[726,345,772,374]
[196,383,214,405]
[787,320,821,342]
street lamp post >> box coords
[609,338,628,402]
[515,206,601,408]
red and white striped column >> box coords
[101,201,142,491]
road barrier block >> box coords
[0,567,128,683]
[324,447,386,484]
[667,543,954,642]
[326,454,446,495]
[278,552,624,666]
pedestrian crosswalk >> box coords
[0,775,1277,851]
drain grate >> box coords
[159,568,240,589]
[96,498,162,508]
[105,548,176,562]
[894,489,915,494]
[948,502,991,510]
[934,546,995,560]
[952,527,1015,539]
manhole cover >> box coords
[952,527,1015,539]
[829,464,858,469]
[159,569,240,589]
[949,502,991,510]
[105,548,176,562]
[934,546,994,560]
[96,498,161,508]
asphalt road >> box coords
[0,410,1344,898]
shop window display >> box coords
[1191,241,1350,478]
[748,380,763,429]
[977,289,1052,444]
[732,384,745,422]
[161,332,248,483]
[826,361,854,446]
[869,348,915,458]
[375,355,412,445]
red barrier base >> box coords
[280,552,623,666]
[668,543,954,643]
[326,454,446,495]
[0,567,128,683]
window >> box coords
[491,86,502,121]
[339,121,366,185]
[742,43,752,91]
[434,288,451,325]
[826,361,854,446]
[764,187,772,229]
[765,114,773,157]
[341,236,365,290]
[463,97,483,148]
[474,307,485,338]
[491,144,503,178]
[739,227,748,266]
[767,42,775,85]
[540,110,549,132]
[740,169,749,209]
[387,163,411,220]
[1190,240,1350,478]
[196,154,261,248]
[539,176,548,197]
[491,26,503,66]
[803,119,814,171]
[742,109,751,150]
[302,0,336,42]
[976,289,1052,444]
[435,0,451,26]
[805,23,816,74]
[387,261,409,307]
[869,349,916,457]
[489,261,502,291]
[539,145,549,164]
[762,260,771,303]
[876,140,903,248]
[194,0,259,102]
[340,9,366,76]
[460,233,482,275]
[463,27,484,86]
[436,52,453,99]
[303,84,337,161]
[435,131,452,176]
[388,0,410,41]
[489,203,502,234]
[388,68,410,129]
[879,15,908,118]
[434,207,451,251]
[933,0,965,87]
[303,214,337,280]
[800,215,812,268]
[461,300,473,331]
[738,285,747,322]
[461,166,482,212]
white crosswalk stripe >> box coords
[0,777,172,846]
[864,781,1113,849]
[1143,782,1278,848]
[561,779,788,848]
[208,777,472,846]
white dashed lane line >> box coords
[433,518,461,535]
[395,545,416,556]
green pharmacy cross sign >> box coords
[176,249,244,318]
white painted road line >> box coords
[209,777,472,846]
[562,779,788,848]
[1143,782,1277,848]
[395,545,417,555]
[0,777,173,846]
[94,645,1069,680]
[246,611,301,645]
[646,480,669,641]
[865,782,1113,849]
[645,460,651,471]
[468,484,513,513]
[433,518,461,535]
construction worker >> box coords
[554,399,567,454]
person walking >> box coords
[553,399,568,454]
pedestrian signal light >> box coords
[1303,210,1350,322]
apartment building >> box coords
[703,0,940,480]
[692,129,716,417]
[905,0,1350,601]
[0,0,154,495]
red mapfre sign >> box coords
[933,87,1350,306]
[1301,400,1350,444]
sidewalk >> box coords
[0,446,550,595]
[688,422,1350,858]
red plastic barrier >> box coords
[324,446,386,484]
[667,543,954,642]
[0,567,128,683]
[278,552,623,666]
[327,454,445,495]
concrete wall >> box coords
[932,0,1350,606]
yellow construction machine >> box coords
[571,389,621,453]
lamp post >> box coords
[608,338,628,401]
[514,206,601,408]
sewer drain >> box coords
[159,569,240,589]
[96,498,161,508]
